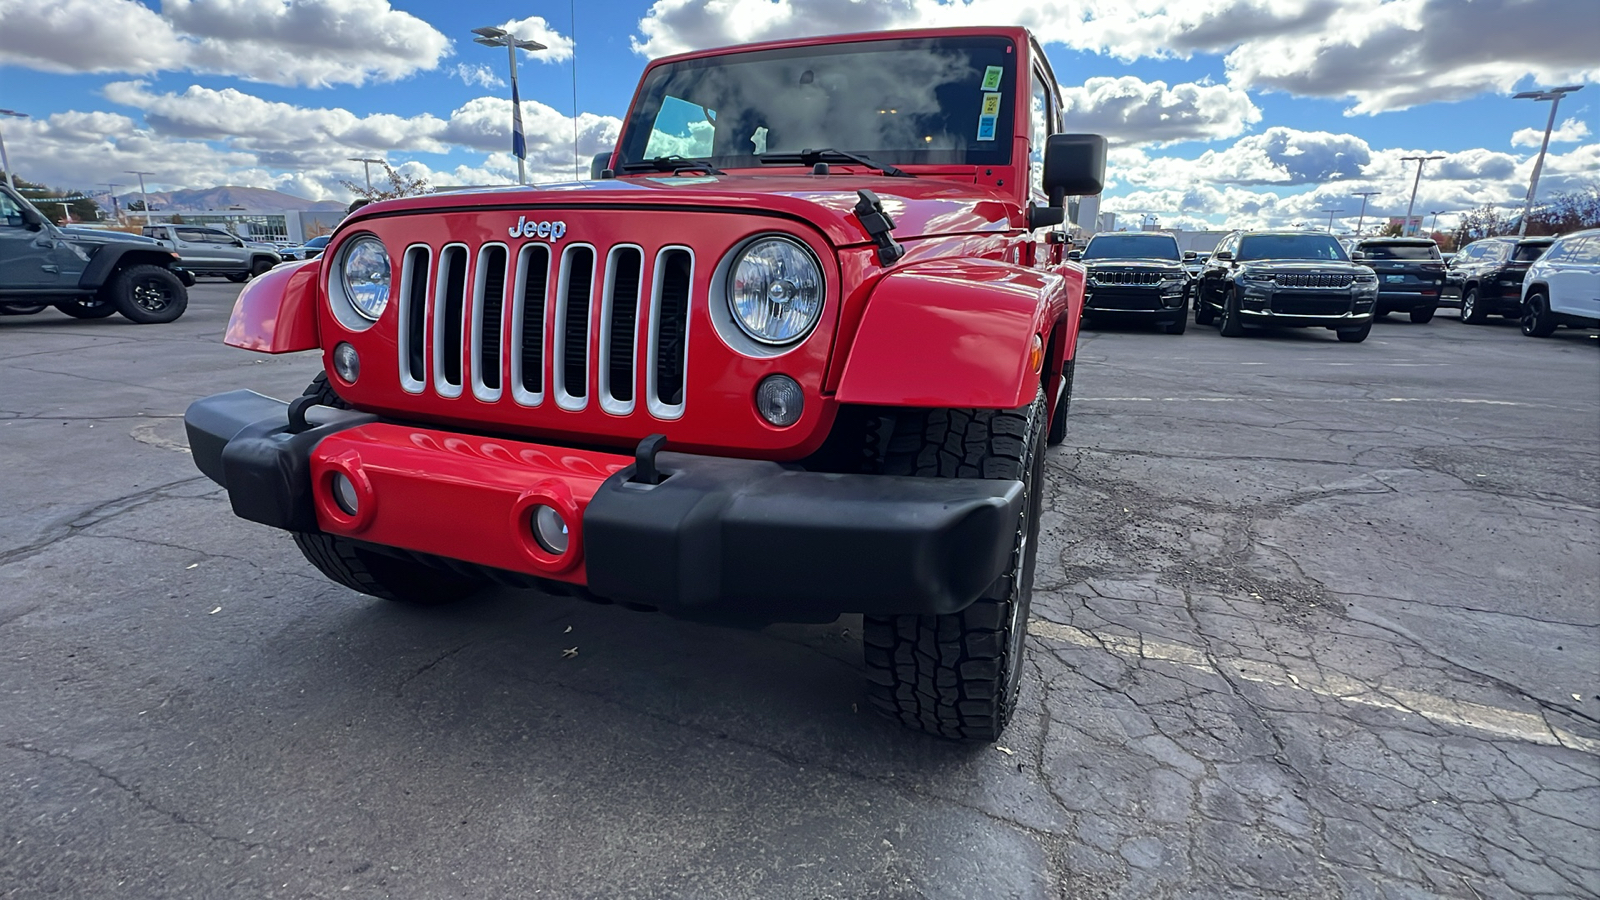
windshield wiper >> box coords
[618,155,725,175]
[759,149,912,178]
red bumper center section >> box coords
[308,423,629,583]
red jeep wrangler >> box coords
[186,26,1105,740]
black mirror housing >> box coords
[1066,249,1082,261]
[1183,250,1197,260]
[1213,250,1234,261]
[1042,133,1107,204]
[589,152,614,180]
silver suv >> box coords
[141,224,281,281]
[1520,228,1600,337]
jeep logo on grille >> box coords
[509,217,568,241]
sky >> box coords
[1,0,1596,232]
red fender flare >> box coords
[223,259,321,353]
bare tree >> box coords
[1522,183,1600,235]
[339,163,432,202]
[1455,204,1517,243]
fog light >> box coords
[332,472,359,515]
[333,342,360,384]
[532,505,569,555]
[755,375,803,427]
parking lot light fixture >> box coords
[0,109,28,190]
[1321,208,1344,234]
[1351,191,1380,235]
[125,170,155,222]
[1427,210,1447,235]
[1400,156,1445,237]
[1513,85,1583,237]
[473,25,547,186]
[347,157,386,192]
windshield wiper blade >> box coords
[759,149,912,178]
[617,155,725,175]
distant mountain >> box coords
[116,185,346,213]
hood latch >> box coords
[853,189,905,267]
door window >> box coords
[1565,236,1599,265]
[1029,69,1052,204]
[175,228,212,243]
[0,192,24,227]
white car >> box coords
[1520,228,1600,337]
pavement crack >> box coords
[0,475,209,568]
[395,643,473,695]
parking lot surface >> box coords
[2,283,1596,899]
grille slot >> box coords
[555,246,596,410]
[599,246,643,413]
[472,244,508,400]
[649,248,692,418]
[1095,270,1164,286]
[399,246,430,392]
[511,244,551,404]
[1277,273,1353,289]
[433,245,468,396]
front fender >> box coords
[224,260,320,353]
[835,258,1070,409]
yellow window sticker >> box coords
[981,66,1003,91]
[981,92,1002,117]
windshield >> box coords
[616,36,1016,171]
[308,236,330,248]
[1513,243,1550,262]
[1237,234,1348,261]
[1082,234,1181,261]
[1359,243,1440,260]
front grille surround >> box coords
[597,244,644,416]
[397,244,431,394]
[553,244,598,412]
[1093,270,1167,286]
[1276,273,1353,289]
[508,243,552,408]
[646,247,695,421]
[431,243,469,399]
[470,243,509,403]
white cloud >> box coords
[1059,76,1261,146]
[453,64,506,89]
[496,16,577,64]
[0,0,188,75]
[1511,117,1592,148]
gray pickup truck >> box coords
[141,224,281,281]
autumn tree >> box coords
[339,163,432,203]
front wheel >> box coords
[1460,287,1488,324]
[1194,294,1215,325]
[1046,360,1074,447]
[109,265,188,324]
[1336,321,1372,343]
[292,532,484,605]
[56,298,117,319]
[226,273,249,283]
[250,258,273,278]
[1410,305,1436,324]
[1162,307,1188,334]
[1218,289,1245,337]
[863,389,1047,741]
[0,302,48,315]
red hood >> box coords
[344,174,1018,247]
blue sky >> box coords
[1,0,1595,232]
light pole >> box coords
[1427,210,1447,236]
[1351,191,1380,235]
[1399,155,1444,236]
[1513,85,1583,237]
[473,25,546,185]
[347,157,386,192]
[125,170,155,222]
[102,182,123,219]
[1321,207,1344,234]
[0,109,28,190]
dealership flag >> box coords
[511,74,527,160]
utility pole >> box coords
[347,157,385,192]
[102,183,123,219]
[1351,191,1380,235]
[1399,156,1444,237]
[473,26,547,185]
[1321,208,1344,234]
[1427,210,1446,236]
[1513,85,1583,237]
[0,109,27,190]
[125,170,155,222]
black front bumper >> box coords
[186,391,1024,623]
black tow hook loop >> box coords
[853,188,905,267]
[632,433,668,485]
[286,395,317,434]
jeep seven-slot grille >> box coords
[1094,270,1164,286]
[1276,273,1353,289]
[398,241,690,418]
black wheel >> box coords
[1460,287,1488,324]
[109,265,188,324]
[1194,293,1215,325]
[1046,359,1074,447]
[1521,292,1557,337]
[862,388,1047,741]
[1218,288,1245,337]
[292,532,484,605]
[1161,308,1188,334]
[1336,321,1372,343]
[226,273,249,283]
[1410,305,1436,324]
[0,302,48,315]
[250,258,273,278]
[56,298,117,319]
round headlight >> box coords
[340,237,391,321]
[727,236,823,345]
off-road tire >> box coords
[1218,288,1245,337]
[250,258,274,278]
[56,298,117,319]
[1194,294,1216,325]
[109,265,188,324]
[1410,305,1436,324]
[1460,286,1488,324]
[862,388,1047,741]
[1161,309,1188,334]
[292,532,483,605]
[227,273,249,283]
[1046,360,1074,447]
[1336,321,1372,343]
[1521,292,1556,337]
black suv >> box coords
[1,185,189,323]
[1195,230,1377,342]
[1350,237,1445,323]
[1444,235,1554,324]
[1069,232,1194,334]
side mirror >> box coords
[20,207,45,230]
[1213,250,1234,261]
[1042,134,1108,204]
[1066,249,1082,261]
[1183,250,1197,260]
[1350,250,1365,260]
[589,152,614,180]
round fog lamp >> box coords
[532,505,569,555]
[332,342,360,384]
[755,375,804,427]
[332,472,360,515]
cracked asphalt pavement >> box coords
[2,284,1597,899]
